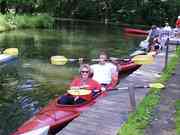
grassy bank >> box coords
[0,13,54,32]
[176,100,180,135]
[118,47,180,135]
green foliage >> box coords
[0,14,11,31]
[176,100,180,135]
[118,47,180,135]
[73,0,99,20]
[118,90,160,135]
[15,14,54,28]
[0,13,54,31]
[160,47,180,82]
[1,0,180,25]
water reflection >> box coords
[0,22,144,134]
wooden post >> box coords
[164,38,169,70]
[128,84,136,111]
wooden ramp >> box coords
[57,51,171,135]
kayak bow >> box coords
[12,60,140,135]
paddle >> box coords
[115,83,165,90]
[1,48,19,56]
[50,55,154,65]
[21,125,50,135]
[67,89,91,96]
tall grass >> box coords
[0,13,54,31]
[176,100,180,135]
[15,14,54,28]
[0,14,11,31]
[118,47,180,135]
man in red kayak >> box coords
[58,64,101,104]
[90,51,119,90]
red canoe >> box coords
[124,28,149,35]
[12,60,140,135]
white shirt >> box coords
[163,26,171,31]
[161,26,172,37]
[159,26,172,46]
[90,62,117,84]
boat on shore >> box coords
[124,28,149,35]
[12,59,140,135]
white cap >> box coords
[178,16,180,19]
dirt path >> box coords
[145,62,180,135]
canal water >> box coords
[0,22,144,135]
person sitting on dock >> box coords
[148,25,160,40]
[148,34,161,53]
[146,25,162,53]
[160,22,172,47]
[90,51,119,91]
[58,64,101,105]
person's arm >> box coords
[107,65,119,90]
[90,80,102,92]
[78,58,84,66]
[70,77,80,89]
[94,81,101,91]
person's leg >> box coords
[75,98,86,104]
[57,95,74,105]
[92,91,100,98]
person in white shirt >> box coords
[146,25,160,42]
[160,22,172,47]
[90,51,119,90]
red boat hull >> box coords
[124,28,149,35]
[12,61,140,135]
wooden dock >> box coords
[57,48,175,135]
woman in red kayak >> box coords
[58,64,101,104]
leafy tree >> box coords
[1,0,180,26]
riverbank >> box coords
[145,61,180,135]
[54,17,148,28]
[119,47,180,135]
[0,13,54,32]
[57,46,174,134]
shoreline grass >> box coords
[118,47,180,135]
[0,13,54,32]
[176,100,180,135]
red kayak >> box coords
[124,28,149,35]
[12,60,140,135]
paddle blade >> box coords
[132,55,154,64]
[3,48,18,56]
[67,89,91,96]
[149,83,165,89]
[21,125,49,135]
[51,56,68,65]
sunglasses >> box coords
[81,71,89,73]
